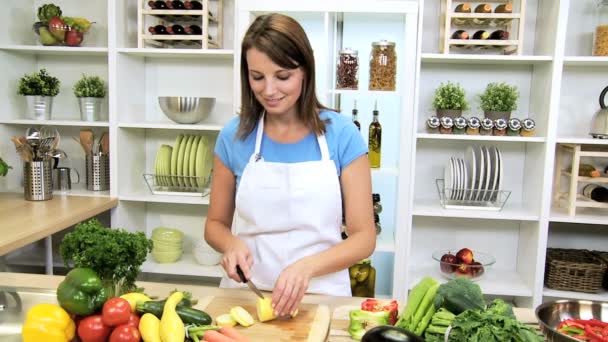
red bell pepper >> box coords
[361,299,399,325]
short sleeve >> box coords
[214,118,239,172]
[337,123,368,171]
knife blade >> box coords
[236,265,265,299]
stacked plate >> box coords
[151,227,184,263]
[154,134,214,189]
[444,145,503,203]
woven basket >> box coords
[591,250,608,290]
[545,248,607,293]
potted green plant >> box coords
[0,157,11,177]
[479,82,519,120]
[17,68,60,120]
[432,81,469,118]
[73,74,106,121]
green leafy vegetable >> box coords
[447,309,543,342]
[486,298,515,319]
[37,4,62,24]
[433,278,486,315]
[0,157,12,177]
[60,218,153,296]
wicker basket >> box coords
[545,248,607,293]
[591,250,608,290]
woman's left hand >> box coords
[271,259,313,317]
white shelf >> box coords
[119,191,210,205]
[550,207,608,225]
[409,266,533,297]
[327,89,399,96]
[413,199,540,221]
[0,45,108,56]
[0,119,110,127]
[417,133,546,143]
[118,48,233,58]
[142,253,223,278]
[543,288,608,302]
[118,122,224,131]
[421,53,552,65]
[563,56,608,67]
[557,137,608,145]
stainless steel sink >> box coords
[0,287,58,342]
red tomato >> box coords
[77,314,112,342]
[126,313,140,328]
[109,324,141,342]
[102,298,132,327]
[361,299,399,325]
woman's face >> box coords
[246,47,304,117]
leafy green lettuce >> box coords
[448,309,543,342]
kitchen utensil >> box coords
[465,146,477,201]
[536,300,608,342]
[459,158,468,201]
[236,265,265,299]
[182,135,195,187]
[100,132,109,155]
[177,135,190,187]
[86,154,110,191]
[52,167,80,192]
[79,130,94,155]
[158,96,216,124]
[24,160,53,201]
[589,85,608,138]
[171,134,184,187]
[474,146,486,201]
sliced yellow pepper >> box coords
[22,303,75,342]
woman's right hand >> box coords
[221,236,253,283]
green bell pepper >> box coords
[348,309,390,341]
[56,268,108,316]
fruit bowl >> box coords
[33,18,93,47]
[432,248,496,281]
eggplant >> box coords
[361,326,425,342]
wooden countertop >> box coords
[0,193,118,255]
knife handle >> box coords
[236,265,248,283]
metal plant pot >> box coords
[484,111,511,120]
[436,109,462,118]
[25,96,54,120]
[78,97,103,122]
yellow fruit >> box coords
[160,292,185,342]
[215,313,237,327]
[230,306,255,327]
[139,313,161,342]
[256,297,277,322]
[120,292,151,312]
[290,309,299,318]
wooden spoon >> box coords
[79,130,94,156]
[100,132,109,155]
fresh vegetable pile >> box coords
[557,318,608,341]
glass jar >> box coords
[336,48,359,89]
[369,40,397,91]
[349,259,376,297]
[372,193,383,213]
[594,0,608,56]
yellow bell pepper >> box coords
[22,303,75,342]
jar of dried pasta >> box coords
[369,40,397,91]
[336,48,359,89]
[594,0,608,56]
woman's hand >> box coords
[271,258,313,317]
[221,237,253,283]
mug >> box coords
[52,167,80,192]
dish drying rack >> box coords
[436,179,511,211]
[144,173,210,197]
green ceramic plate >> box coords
[201,136,215,187]
[161,145,172,187]
[176,135,191,188]
[195,136,208,188]
[182,135,195,188]
[155,147,161,186]
[170,134,184,187]
[188,136,201,188]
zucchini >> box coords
[136,300,212,325]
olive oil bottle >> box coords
[352,100,361,131]
[368,100,382,168]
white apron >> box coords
[219,114,351,296]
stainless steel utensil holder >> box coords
[24,161,53,201]
[86,154,110,191]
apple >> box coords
[65,30,84,47]
[456,263,470,278]
[48,17,66,42]
[469,261,484,277]
[456,248,474,264]
[440,252,458,273]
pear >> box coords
[39,27,58,46]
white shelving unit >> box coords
[2,0,608,306]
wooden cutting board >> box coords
[199,295,331,342]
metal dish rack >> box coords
[436,179,510,211]
[144,173,210,197]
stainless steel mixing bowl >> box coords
[158,96,215,124]
[536,300,608,342]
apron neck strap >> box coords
[252,112,331,161]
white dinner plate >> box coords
[465,146,476,201]
[495,147,504,202]
[474,146,486,201]
[459,158,468,201]
[444,159,454,200]
[482,146,493,202]
[485,146,497,202]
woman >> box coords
[205,13,376,317]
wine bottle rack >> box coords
[440,0,526,55]
[553,143,608,216]
[137,0,223,49]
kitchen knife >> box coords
[236,265,265,299]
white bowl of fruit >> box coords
[432,248,496,281]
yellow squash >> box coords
[159,291,185,342]
[230,306,255,327]
[256,297,277,322]
[21,303,75,342]
[139,313,162,342]
[120,292,151,312]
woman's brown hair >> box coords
[237,13,331,139]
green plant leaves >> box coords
[479,82,519,112]
[17,69,60,96]
[73,74,106,98]
[432,81,469,111]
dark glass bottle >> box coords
[368,101,382,168]
[494,4,513,13]
[148,25,168,35]
[583,184,608,202]
[149,0,168,9]
[472,30,490,40]
[166,0,185,9]
[451,30,469,40]
[185,25,202,35]
[184,0,203,9]
[489,30,510,40]
[166,24,186,35]
[352,100,361,131]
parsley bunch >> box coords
[60,219,153,295]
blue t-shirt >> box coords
[215,110,368,189]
